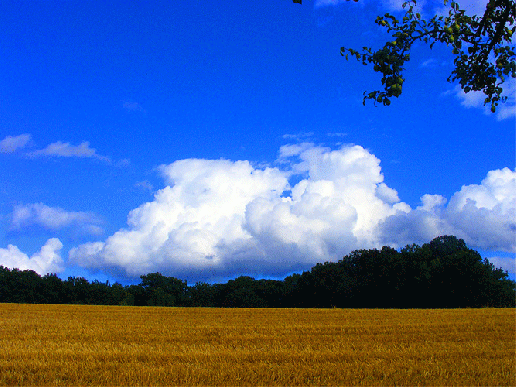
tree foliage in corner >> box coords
[294,0,515,112]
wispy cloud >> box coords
[0,134,32,153]
[11,203,104,236]
[7,136,130,166]
[28,141,111,162]
[116,158,131,167]
[420,58,448,68]
[123,101,145,112]
[315,0,486,18]
[282,132,314,141]
[327,132,348,137]
[135,180,154,193]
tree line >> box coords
[1,236,514,308]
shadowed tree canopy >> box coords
[293,0,515,112]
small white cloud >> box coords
[327,132,348,137]
[0,238,64,275]
[420,58,440,68]
[11,203,103,236]
[28,141,111,162]
[0,134,31,153]
[455,86,487,108]
[282,132,314,141]
[123,101,145,112]
[452,78,516,120]
[135,180,154,192]
[116,158,131,167]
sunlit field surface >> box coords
[0,305,513,386]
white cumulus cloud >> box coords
[0,238,64,275]
[69,144,515,282]
[0,134,32,153]
[70,158,290,278]
[11,203,103,236]
[380,167,516,252]
[69,145,404,280]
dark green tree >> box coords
[222,276,267,308]
[64,277,91,304]
[188,282,217,307]
[0,266,15,303]
[139,272,188,307]
[420,236,515,307]
[125,284,146,306]
[109,282,130,306]
[0,268,44,303]
[282,273,302,307]
[40,273,66,304]
[291,236,514,308]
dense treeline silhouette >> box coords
[1,236,514,308]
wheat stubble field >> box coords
[0,304,513,386]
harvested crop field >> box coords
[0,304,513,386]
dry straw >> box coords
[0,304,513,386]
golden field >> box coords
[0,304,514,386]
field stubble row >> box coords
[0,304,514,386]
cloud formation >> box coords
[69,144,516,281]
[0,134,31,153]
[0,135,130,165]
[0,238,64,275]
[11,203,103,236]
[70,158,290,279]
[28,141,111,162]
[453,79,516,121]
[380,168,516,251]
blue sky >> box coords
[1,0,514,285]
